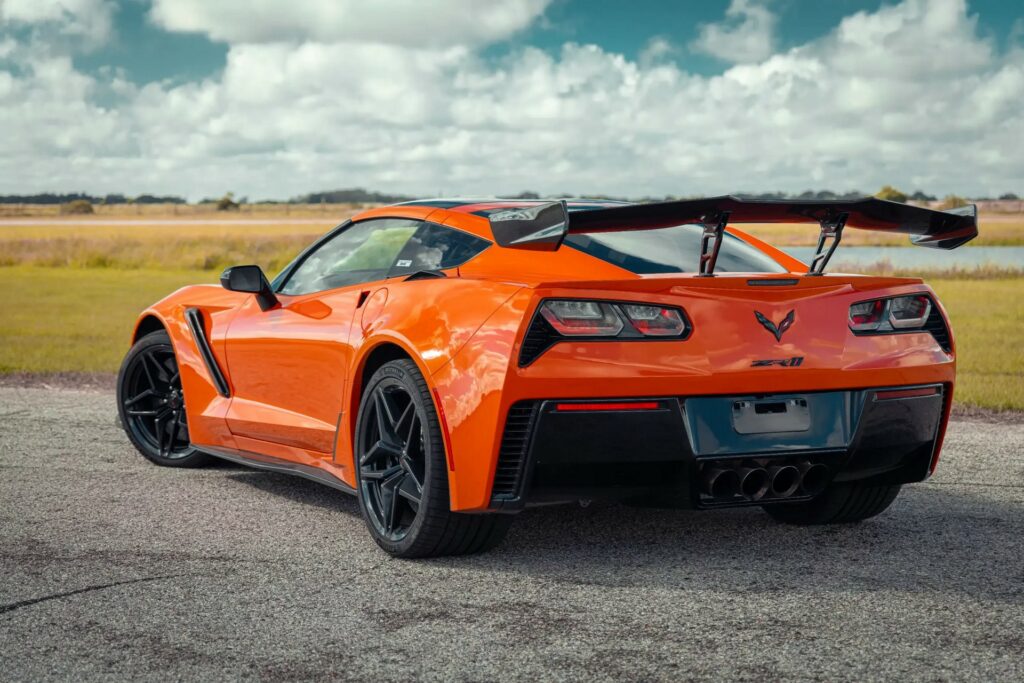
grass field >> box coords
[0,267,1020,410]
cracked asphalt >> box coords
[1,386,1022,681]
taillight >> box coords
[538,299,690,340]
[540,300,623,336]
[620,304,688,337]
[849,299,886,331]
[889,294,931,329]
[849,293,942,340]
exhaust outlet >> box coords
[798,462,829,496]
[737,467,769,500]
[702,468,740,498]
[768,465,801,498]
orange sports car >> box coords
[117,196,977,557]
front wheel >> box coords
[354,359,511,558]
[763,482,901,525]
[117,330,210,467]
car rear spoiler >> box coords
[487,196,979,275]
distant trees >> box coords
[60,199,94,214]
[216,192,240,211]
[999,192,1020,201]
[938,195,969,210]
[874,185,908,203]
[293,188,413,204]
[0,193,185,204]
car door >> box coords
[223,218,422,455]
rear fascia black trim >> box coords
[201,445,356,495]
[184,307,231,397]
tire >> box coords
[354,358,512,558]
[763,482,901,525]
[117,330,211,468]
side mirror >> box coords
[220,265,279,311]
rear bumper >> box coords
[488,384,947,511]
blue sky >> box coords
[2,0,1023,199]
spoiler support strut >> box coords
[697,211,731,276]
[806,212,848,276]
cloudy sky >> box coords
[1,0,1022,200]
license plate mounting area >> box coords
[732,397,810,434]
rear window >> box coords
[565,225,787,274]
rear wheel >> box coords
[355,359,511,558]
[117,330,210,467]
[763,482,901,525]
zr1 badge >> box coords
[751,356,804,367]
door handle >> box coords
[356,290,371,308]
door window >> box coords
[278,219,420,295]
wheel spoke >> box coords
[163,412,181,457]
[138,351,158,389]
[381,473,406,533]
[359,440,395,467]
[126,408,162,417]
[374,391,399,443]
[395,402,416,447]
[397,471,421,509]
[361,463,402,481]
[124,388,156,407]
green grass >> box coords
[930,279,1024,411]
[0,267,214,374]
[0,267,1020,410]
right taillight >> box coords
[888,294,932,329]
[848,294,947,350]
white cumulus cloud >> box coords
[691,0,777,64]
[147,0,552,47]
[0,0,115,49]
[0,0,1022,200]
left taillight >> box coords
[538,299,690,339]
[521,299,691,366]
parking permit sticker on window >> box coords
[396,259,412,267]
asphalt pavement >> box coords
[1,386,1022,681]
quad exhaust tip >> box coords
[702,468,740,498]
[737,467,769,501]
[798,462,829,496]
[768,465,801,498]
[700,460,830,501]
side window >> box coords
[390,223,491,275]
[279,219,420,295]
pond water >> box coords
[785,246,1024,271]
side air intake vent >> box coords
[924,303,952,353]
[491,402,538,500]
[519,315,560,366]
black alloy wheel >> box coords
[117,330,209,467]
[357,382,427,541]
[354,359,512,558]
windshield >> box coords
[565,224,787,274]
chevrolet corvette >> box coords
[117,196,977,557]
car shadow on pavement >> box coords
[225,470,362,516]
[454,484,1024,602]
